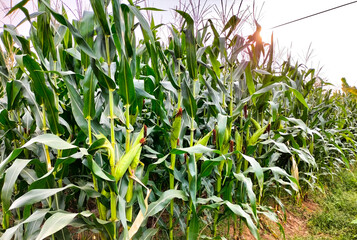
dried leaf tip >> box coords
[212,129,216,145]
[144,125,147,138]
[230,140,234,152]
[244,105,248,118]
[265,123,271,134]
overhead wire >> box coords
[271,1,357,29]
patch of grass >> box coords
[308,168,357,240]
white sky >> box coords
[1,0,357,88]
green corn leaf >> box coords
[127,4,155,44]
[2,159,32,212]
[83,156,115,182]
[16,11,45,28]
[0,149,23,176]
[22,134,77,150]
[146,190,188,217]
[117,56,136,106]
[187,211,199,240]
[20,166,37,185]
[63,77,107,136]
[225,201,260,239]
[200,155,225,178]
[171,144,219,155]
[261,139,291,154]
[111,0,125,55]
[79,11,95,69]
[217,113,227,150]
[118,195,129,238]
[233,172,257,217]
[29,26,45,65]
[91,59,116,90]
[208,19,220,48]
[10,186,72,210]
[6,80,22,111]
[140,228,158,240]
[40,1,97,59]
[87,138,107,154]
[1,27,15,54]
[16,55,60,134]
[198,197,260,239]
[206,46,221,76]
[1,209,49,240]
[89,0,111,36]
[83,67,98,119]
[10,184,100,210]
[221,15,241,39]
[35,212,77,240]
[5,0,29,17]
[169,27,183,59]
[91,134,115,168]
[135,85,155,100]
[181,80,197,118]
[290,88,309,109]
[188,154,198,209]
[0,109,16,130]
[37,1,56,60]
[245,62,256,97]
[241,153,264,190]
[263,167,300,192]
[175,10,197,80]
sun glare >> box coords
[260,27,273,43]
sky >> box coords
[1,0,357,88]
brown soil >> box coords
[239,199,324,240]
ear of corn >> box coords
[170,108,183,149]
[195,130,213,160]
[114,142,143,181]
[247,123,269,146]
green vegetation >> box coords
[307,168,357,239]
[0,0,355,239]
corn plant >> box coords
[0,0,355,240]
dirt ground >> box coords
[240,199,326,240]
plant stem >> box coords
[126,177,133,222]
[170,58,183,240]
[124,104,133,221]
[105,34,117,236]
[229,66,234,131]
[169,153,175,240]
[110,190,117,239]
[222,69,227,109]
[214,161,224,237]
[84,67,106,224]
[186,117,195,239]
[177,59,182,109]
[186,79,197,238]
[88,118,92,145]
[109,89,115,149]
[42,104,51,171]
[125,104,131,152]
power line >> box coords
[271,1,357,29]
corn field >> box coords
[0,0,356,239]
